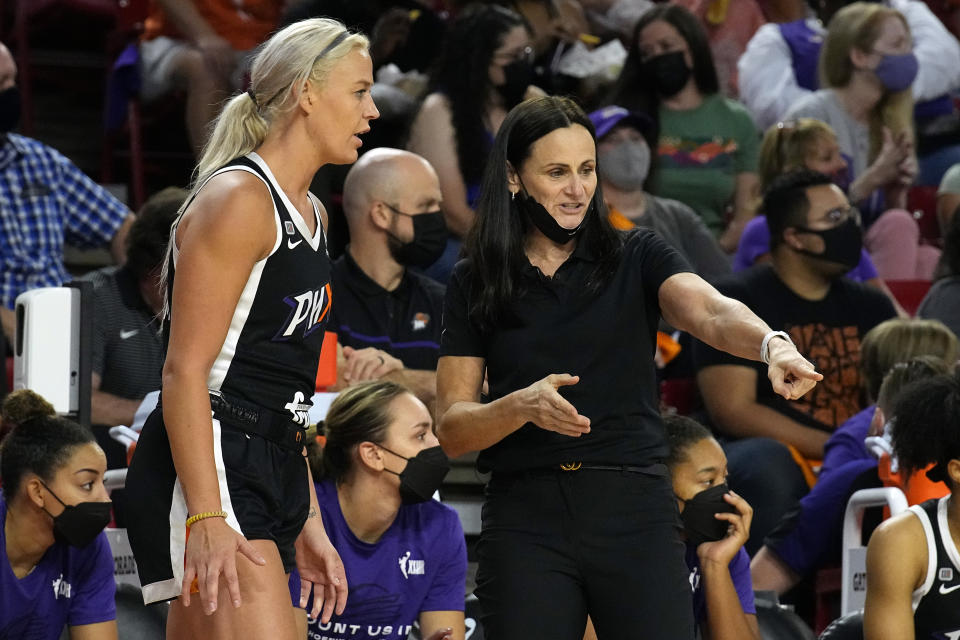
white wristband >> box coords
[761,330,793,365]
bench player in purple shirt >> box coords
[291,381,467,640]
[0,390,116,640]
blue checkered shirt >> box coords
[0,133,131,308]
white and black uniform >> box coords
[125,153,332,604]
[908,496,960,639]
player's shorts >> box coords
[125,398,309,604]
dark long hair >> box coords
[1,390,95,500]
[463,95,623,331]
[890,370,960,485]
[427,4,527,186]
[610,4,719,117]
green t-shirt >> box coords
[651,94,760,235]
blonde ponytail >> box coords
[192,17,369,188]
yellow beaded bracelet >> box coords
[185,510,228,528]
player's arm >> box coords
[863,512,926,640]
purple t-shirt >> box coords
[290,481,466,640]
[686,545,755,630]
[733,216,877,282]
[0,495,116,639]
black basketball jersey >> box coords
[910,496,960,640]
[166,153,331,425]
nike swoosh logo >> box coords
[119,329,139,340]
[940,583,960,595]
[287,238,303,249]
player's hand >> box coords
[296,513,348,624]
[518,373,591,437]
[766,338,822,400]
[424,629,454,640]
[697,490,752,566]
[180,516,266,614]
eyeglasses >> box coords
[493,45,534,65]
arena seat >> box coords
[818,610,862,640]
[884,280,932,317]
[755,590,817,640]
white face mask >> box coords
[599,139,650,192]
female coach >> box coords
[436,95,820,640]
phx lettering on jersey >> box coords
[276,284,332,341]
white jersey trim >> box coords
[910,501,941,610]
[248,152,324,252]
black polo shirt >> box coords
[81,265,163,400]
[330,251,446,370]
[440,228,691,473]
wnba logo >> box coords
[277,284,332,340]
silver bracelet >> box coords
[761,330,793,365]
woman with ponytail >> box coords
[293,381,466,640]
[124,18,379,639]
[0,390,117,639]
[864,370,960,639]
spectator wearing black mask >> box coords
[610,5,760,253]
[331,148,448,410]
[407,5,544,283]
[693,169,897,553]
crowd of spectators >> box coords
[4,0,960,637]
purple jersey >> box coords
[0,495,116,639]
[292,481,466,640]
[686,545,755,631]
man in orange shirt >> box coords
[139,0,281,155]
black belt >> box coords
[557,462,667,476]
[208,393,306,453]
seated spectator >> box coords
[291,381,466,640]
[785,3,926,228]
[738,0,960,138]
[140,0,281,155]
[611,4,760,252]
[863,369,960,640]
[938,162,960,232]
[919,210,960,338]
[407,5,543,283]
[333,148,447,409]
[693,170,897,553]
[0,390,116,639]
[81,187,185,431]
[589,105,730,281]
[737,117,938,284]
[673,0,767,97]
[0,42,134,345]
[584,413,760,640]
[750,319,957,594]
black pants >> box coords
[475,467,694,640]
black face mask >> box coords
[678,483,736,547]
[793,215,863,270]
[497,59,535,109]
[381,445,451,504]
[641,51,692,98]
[40,481,112,548]
[515,189,587,245]
[0,86,20,135]
[386,206,448,268]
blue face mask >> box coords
[874,52,918,93]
